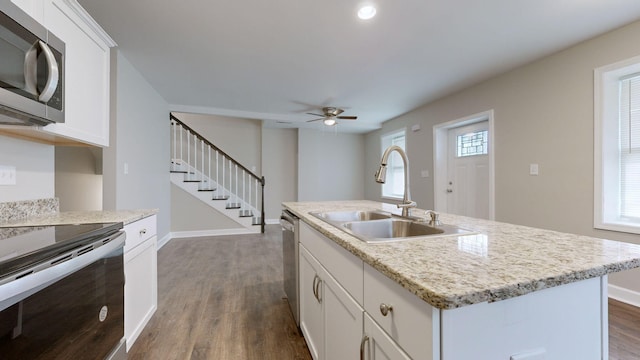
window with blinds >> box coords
[619,75,640,220]
[380,130,406,199]
[595,57,640,234]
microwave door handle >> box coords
[23,41,39,96]
[37,40,59,103]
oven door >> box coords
[0,233,125,359]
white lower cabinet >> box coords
[123,215,158,351]
[363,313,411,360]
[300,245,364,360]
[299,245,324,359]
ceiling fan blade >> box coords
[306,118,324,122]
[306,112,325,117]
[337,116,357,120]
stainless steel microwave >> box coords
[0,3,64,126]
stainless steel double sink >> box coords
[309,210,473,243]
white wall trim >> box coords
[433,110,496,220]
[157,233,172,250]
[608,283,640,308]
[170,228,257,239]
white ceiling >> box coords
[79,0,640,133]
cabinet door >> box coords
[363,314,411,360]
[124,236,158,350]
[299,246,324,360]
[42,0,112,146]
[323,269,363,360]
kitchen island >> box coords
[283,200,640,360]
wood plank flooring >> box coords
[129,225,640,360]
[609,298,640,360]
[127,225,310,360]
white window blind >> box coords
[380,130,406,199]
[595,57,640,234]
[619,75,640,220]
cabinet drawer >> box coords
[364,263,439,359]
[124,215,157,253]
[300,222,363,305]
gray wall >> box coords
[298,128,365,201]
[174,112,262,174]
[170,184,241,231]
[0,135,54,202]
[364,19,640,293]
[262,127,297,220]
[55,147,102,211]
[103,50,170,240]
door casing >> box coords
[433,110,495,220]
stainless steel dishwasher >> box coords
[280,210,299,327]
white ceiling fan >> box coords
[306,107,358,126]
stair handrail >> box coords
[170,114,266,233]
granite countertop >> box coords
[0,209,158,227]
[283,200,640,310]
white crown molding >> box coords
[61,0,117,47]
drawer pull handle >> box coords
[379,303,393,316]
[315,278,322,304]
[360,335,370,360]
[139,229,147,236]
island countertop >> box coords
[283,200,640,309]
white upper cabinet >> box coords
[10,0,43,22]
[42,0,115,147]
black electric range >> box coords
[0,222,127,360]
[0,222,123,281]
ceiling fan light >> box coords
[358,5,376,20]
[323,118,337,126]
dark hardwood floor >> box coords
[129,225,640,359]
[128,225,310,360]
[609,298,640,360]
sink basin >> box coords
[343,218,444,238]
[309,209,474,243]
[309,210,392,222]
[342,219,472,243]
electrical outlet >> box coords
[421,170,429,178]
[0,165,16,185]
[529,163,539,176]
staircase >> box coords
[170,114,265,233]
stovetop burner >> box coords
[0,222,123,279]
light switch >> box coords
[421,170,429,178]
[529,163,539,176]
[124,162,129,175]
[0,165,16,185]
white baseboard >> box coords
[170,228,258,239]
[157,233,172,249]
[608,284,640,308]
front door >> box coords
[446,121,490,219]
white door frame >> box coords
[433,110,495,220]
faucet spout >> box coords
[376,145,416,217]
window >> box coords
[456,130,488,157]
[380,129,406,199]
[595,57,640,234]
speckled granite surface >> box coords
[0,198,59,222]
[283,200,640,310]
[0,209,158,227]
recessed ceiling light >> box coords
[358,5,376,20]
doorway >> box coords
[433,110,495,220]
